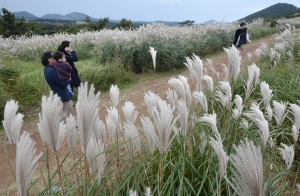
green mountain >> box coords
[241,3,300,22]
[60,12,98,21]
[13,11,38,19]
[41,14,63,20]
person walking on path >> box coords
[236,27,251,52]
[234,22,246,46]
[57,41,81,92]
[41,51,73,121]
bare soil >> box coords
[0,35,275,194]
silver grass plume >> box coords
[202,75,214,93]
[225,139,265,196]
[199,132,207,154]
[197,112,218,135]
[123,122,141,154]
[144,187,151,196]
[93,117,106,144]
[122,101,139,124]
[86,138,106,184]
[291,125,299,143]
[267,48,277,63]
[260,81,273,107]
[65,114,77,156]
[243,103,269,146]
[16,132,43,196]
[2,99,23,145]
[144,91,161,117]
[140,115,157,154]
[215,81,232,110]
[192,91,208,113]
[129,189,137,196]
[223,45,241,82]
[184,54,203,91]
[205,58,218,76]
[76,82,101,152]
[289,103,300,130]
[106,106,120,142]
[191,54,204,91]
[151,99,179,154]
[166,88,178,110]
[221,63,228,81]
[209,133,227,178]
[278,143,294,170]
[37,91,64,151]
[168,75,192,108]
[177,99,189,136]
[272,100,288,127]
[109,84,120,107]
[232,95,244,120]
[266,105,273,122]
[245,64,260,102]
[149,46,157,71]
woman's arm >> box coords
[65,51,78,62]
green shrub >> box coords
[79,60,134,91]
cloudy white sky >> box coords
[1,0,300,23]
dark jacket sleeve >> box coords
[53,73,70,87]
[65,51,78,62]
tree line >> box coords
[0,8,138,37]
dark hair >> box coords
[242,27,248,32]
[53,51,65,61]
[240,22,246,27]
[41,51,53,66]
[57,40,70,52]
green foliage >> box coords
[112,18,136,30]
[179,20,195,26]
[0,8,28,37]
[78,60,134,91]
[85,16,109,31]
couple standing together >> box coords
[234,22,251,51]
[41,41,81,121]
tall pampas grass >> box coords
[140,115,157,154]
[223,45,241,82]
[110,84,120,107]
[144,91,161,116]
[272,100,288,127]
[260,81,273,107]
[166,88,178,110]
[209,133,227,178]
[225,139,265,196]
[168,75,192,108]
[177,99,189,136]
[151,100,179,154]
[197,112,218,135]
[278,143,294,170]
[2,100,23,145]
[149,46,157,72]
[16,132,43,196]
[192,91,208,113]
[215,81,232,110]
[244,64,260,102]
[184,54,203,91]
[122,101,139,124]
[65,114,77,156]
[243,103,269,146]
[202,75,214,93]
[86,138,106,184]
[76,82,101,152]
[37,91,63,151]
[123,122,141,155]
[232,95,244,120]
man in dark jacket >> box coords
[41,51,73,121]
[234,22,245,45]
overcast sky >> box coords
[1,0,300,23]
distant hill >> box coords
[60,12,98,21]
[13,11,38,19]
[241,3,300,22]
[41,14,63,20]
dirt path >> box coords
[0,35,275,193]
